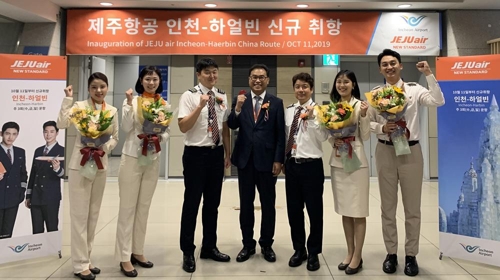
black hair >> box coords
[330,70,361,102]
[248,64,270,77]
[88,72,108,88]
[135,66,163,94]
[196,57,219,73]
[1,121,20,134]
[43,121,59,132]
[377,49,402,66]
[292,72,314,89]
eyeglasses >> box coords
[250,75,268,81]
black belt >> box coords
[185,145,222,150]
[378,139,419,146]
[289,157,321,164]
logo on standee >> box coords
[401,15,426,27]
[8,243,30,253]
[459,243,480,253]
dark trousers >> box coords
[0,206,19,239]
[238,154,277,248]
[180,145,224,255]
[285,158,324,255]
[31,201,61,234]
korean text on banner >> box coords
[67,10,384,55]
[0,54,67,264]
[436,55,500,267]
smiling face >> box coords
[249,68,269,96]
[141,72,160,94]
[43,125,58,145]
[197,66,218,89]
[335,74,354,100]
[379,55,403,83]
[294,79,313,105]
[88,79,108,104]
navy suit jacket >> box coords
[0,146,28,209]
[227,92,285,172]
[26,143,65,205]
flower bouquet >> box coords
[70,107,114,179]
[315,101,361,172]
[136,96,174,165]
[365,85,410,156]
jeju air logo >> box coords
[8,243,29,253]
[459,243,480,253]
[401,15,426,27]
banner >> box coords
[436,55,500,267]
[0,54,67,264]
[66,10,440,55]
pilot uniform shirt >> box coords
[0,143,27,209]
[285,99,329,159]
[26,142,65,205]
[178,83,229,147]
[370,74,445,141]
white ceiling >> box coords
[1,0,500,23]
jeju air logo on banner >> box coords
[66,10,440,55]
[0,55,67,80]
[366,12,441,55]
[436,54,500,268]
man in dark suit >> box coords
[25,121,65,234]
[0,121,28,239]
[227,64,285,263]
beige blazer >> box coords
[121,96,170,158]
[329,98,370,168]
[57,97,119,171]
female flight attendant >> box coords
[115,66,170,277]
[329,69,370,275]
[57,72,119,280]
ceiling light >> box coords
[100,2,113,6]
[296,4,309,8]
[205,4,217,8]
[398,4,412,8]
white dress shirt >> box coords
[369,74,445,141]
[235,90,266,117]
[1,143,14,164]
[121,96,171,157]
[178,83,229,146]
[285,99,329,159]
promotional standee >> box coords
[0,54,67,264]
[437,55,500,267]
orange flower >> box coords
[337,108,346,115]
[261,102,270,110]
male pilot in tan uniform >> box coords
[369,49,444,276]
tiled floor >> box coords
[1,178,500,279]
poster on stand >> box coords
[436,55,500,267]
[0,54,67,264]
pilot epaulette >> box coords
[188,88,198,93]
[216,88,226,94]
[286,104,295,109]
[406,82,418,86]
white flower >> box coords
[90,115,100,123]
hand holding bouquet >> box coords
[365,85,411,156]
[70,107,114,179]
[315,101,362,172]
[136,96,174,165]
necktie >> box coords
[207,91,220,145]
[43,147,49,156]
[7,148,12,164]
[285,107,302,156]
[254,95,261,121]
